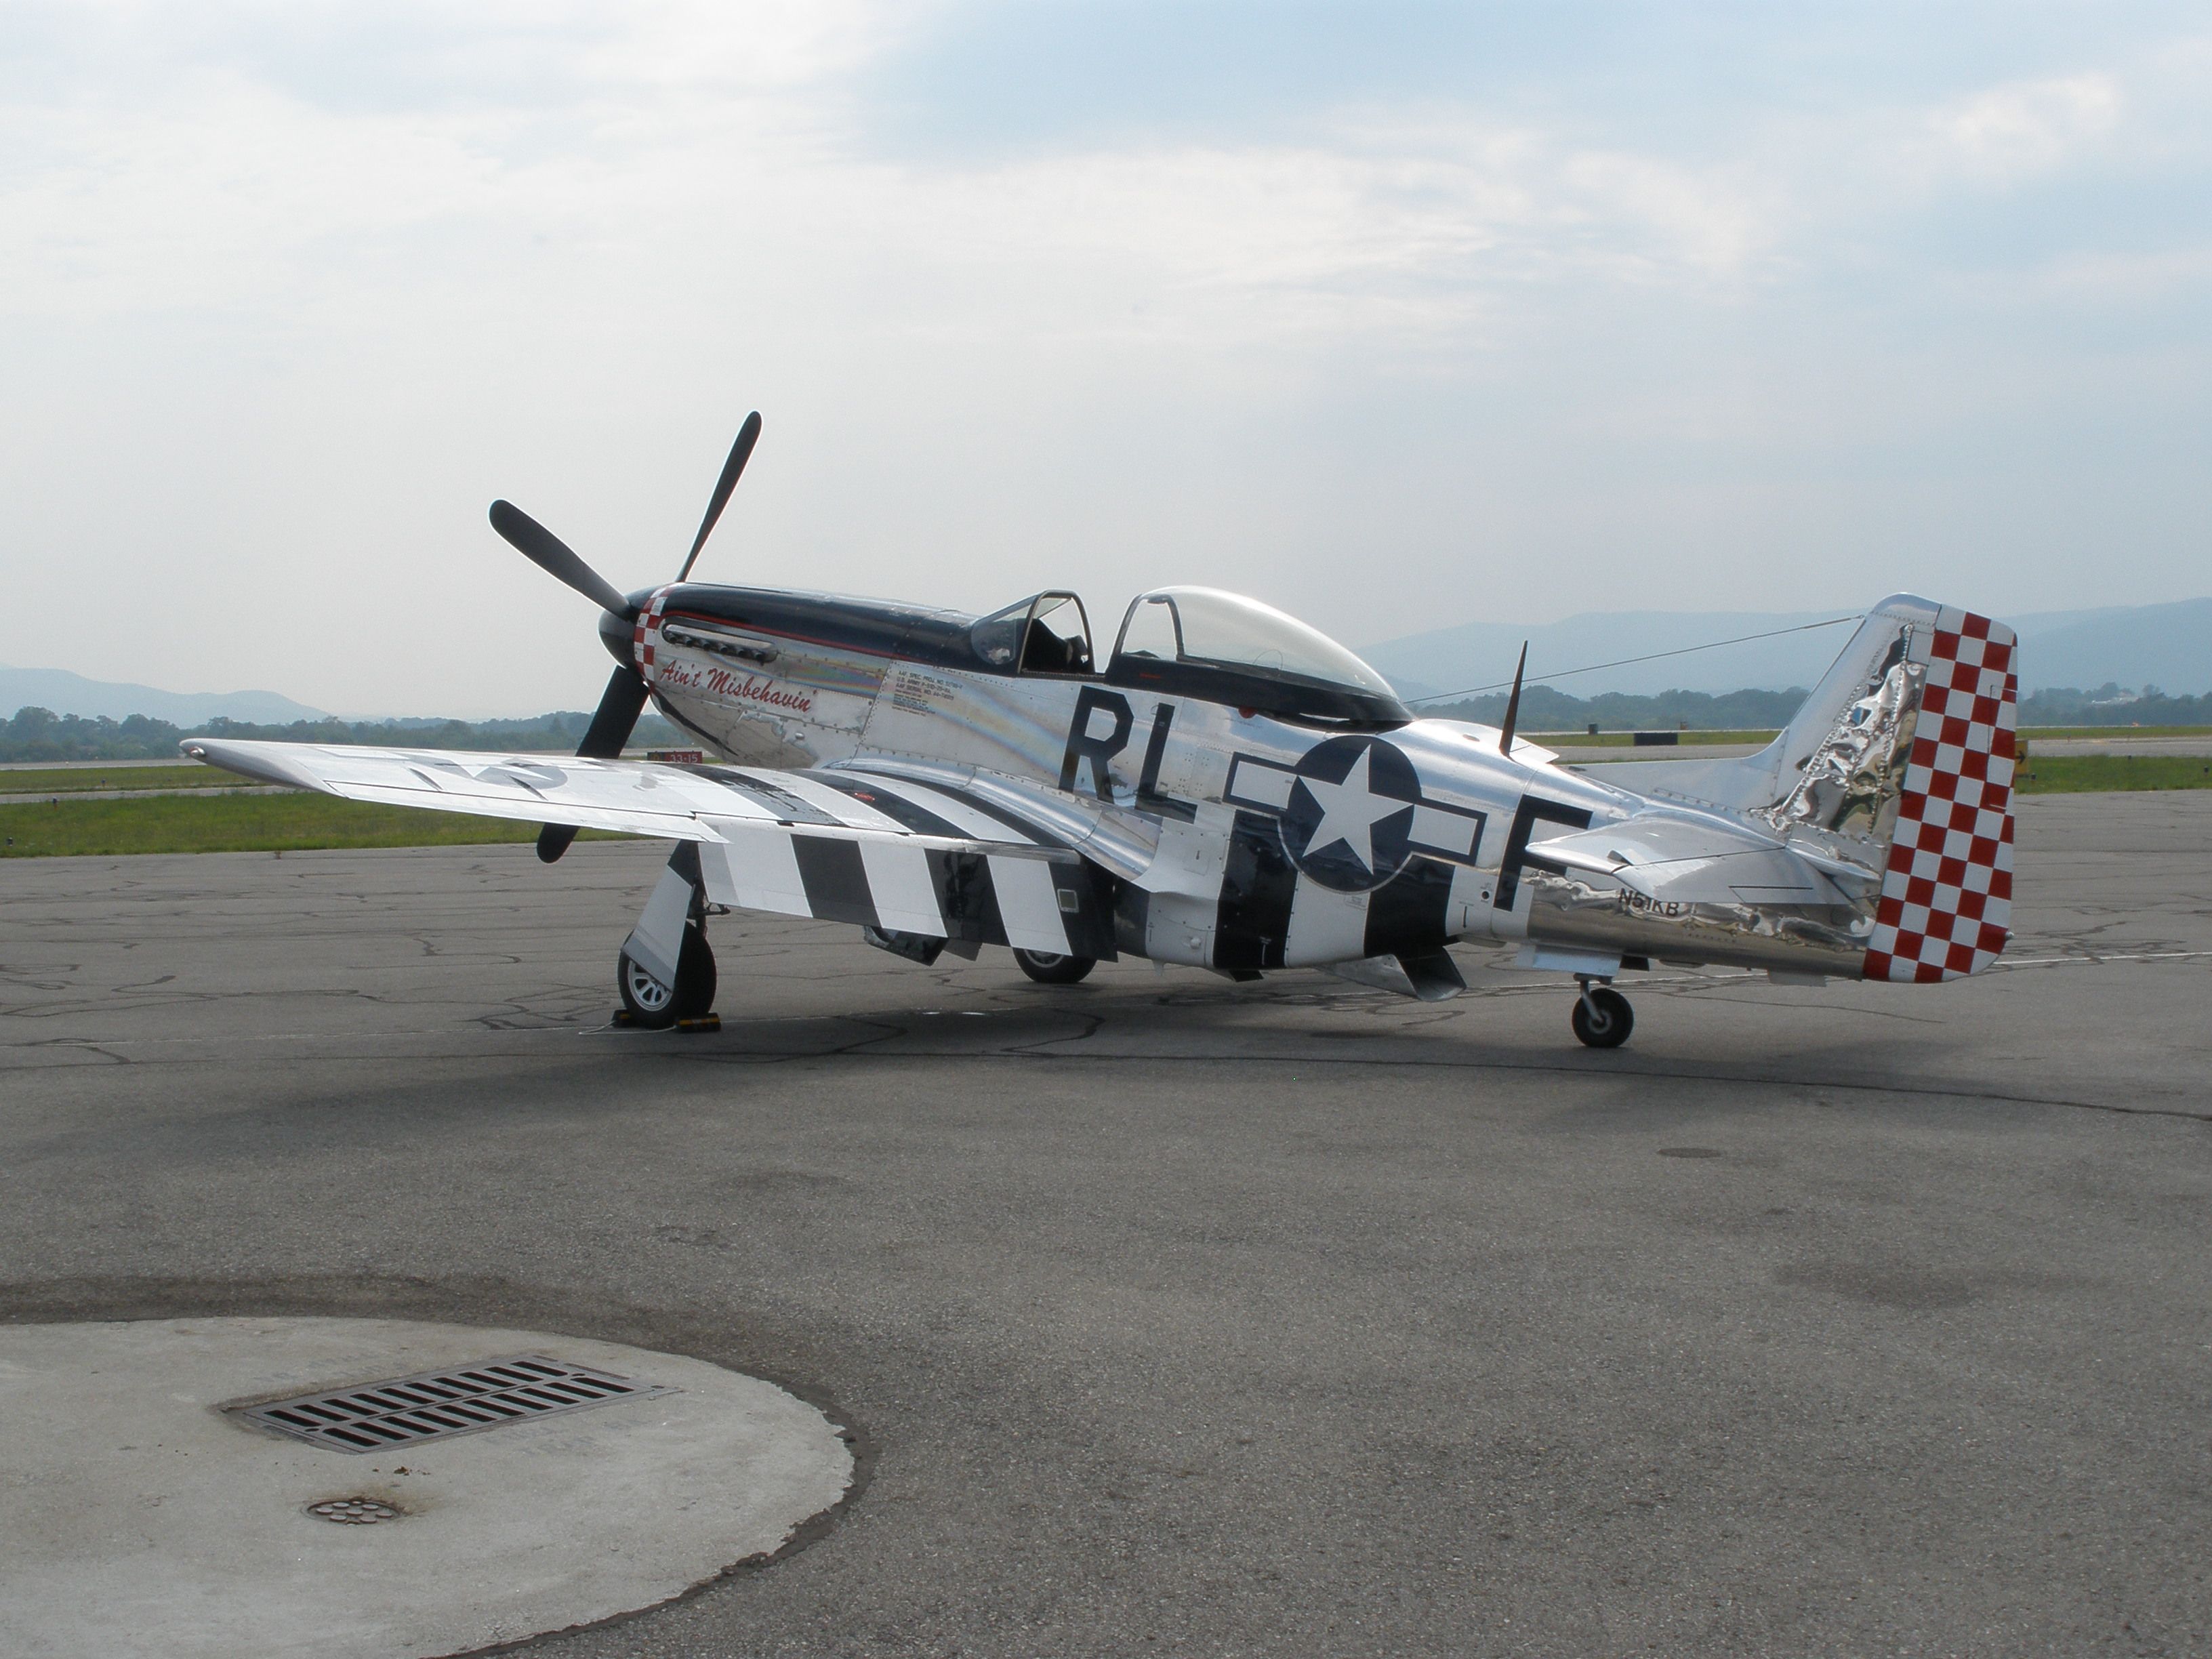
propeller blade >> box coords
[676,411,762,583]
[535,823,584,863]
[537,664,653,863]
[576,663,653,759]
[491,499,636,619]
[1497,641,1529,759]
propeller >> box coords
[491,414,764,863]
[490,500,637,621]
[1496,641,1529,760]
[678,411,761,583]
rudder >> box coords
[1862,606,2017,982]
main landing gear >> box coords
[615,844,720,1030]
[1012,948,1096,985]
[618,924,716,1028]
[1571,977,1633,1049]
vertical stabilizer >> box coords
[1580,594,2018,982]
[1753,594,2019,981]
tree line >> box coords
[1,706,689,763]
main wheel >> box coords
[1570,985,1633,1048]
[1012,947,1095,985]
[618,926,717,1028]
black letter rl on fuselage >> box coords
[1059,688,1134,800]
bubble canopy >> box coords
[1108,587,1410,726]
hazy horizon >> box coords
[8,592,2205,722]
[4,4,2207,716]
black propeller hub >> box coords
[600,594,653,666]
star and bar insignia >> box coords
[1224,735,1487,893]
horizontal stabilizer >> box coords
[1526,813,1846,906]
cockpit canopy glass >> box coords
[970,592,1094,676]
[1111,587,1400,701]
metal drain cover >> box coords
[229,1354,675,1453]
[308,1498,401,1524]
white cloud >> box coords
[0,6,2206,714]
[0,75,1783,356]
[1931,73,2123,180]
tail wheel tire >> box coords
[618,926,717,1028]
[1012,948,1096,985]
[1571,985,1633,1048]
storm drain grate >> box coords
[308,1498,402,1524]
[228,1355,675,1454]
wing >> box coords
[184,738,1115,958]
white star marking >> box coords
[1295,747,1408,873]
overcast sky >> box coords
[3,2,2206,716]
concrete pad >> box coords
[0,1317,853,1659]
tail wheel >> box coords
[1571,985,1633,1048]
[1012,948,1095,985]
[618,925,717,1027]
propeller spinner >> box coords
[490,413,763,863]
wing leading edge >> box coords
[182,739,1113,958]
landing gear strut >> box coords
[1571,977,1633,1048]
[1012,948,1095,985]
[616,843,719,1029]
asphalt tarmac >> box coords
[3,792,2209,1658]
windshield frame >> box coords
[968,591,1097,678]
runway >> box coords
[3,792,2209,1656]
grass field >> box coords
[3,750,2206,858]
[2018,724,2212,740]
[0,763,250,794]
[0,794,616,857]
[2013,755,2212,794]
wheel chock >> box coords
[607,1008,716,1032]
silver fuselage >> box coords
[621,583,1880,982]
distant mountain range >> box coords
[1,665,329,726]
[2011,598,2212,697]
[5,595,2205,728]
[1359,597,2212,699]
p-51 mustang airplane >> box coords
[188,415,2018,1046]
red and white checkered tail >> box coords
[1862,607,2018,983]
